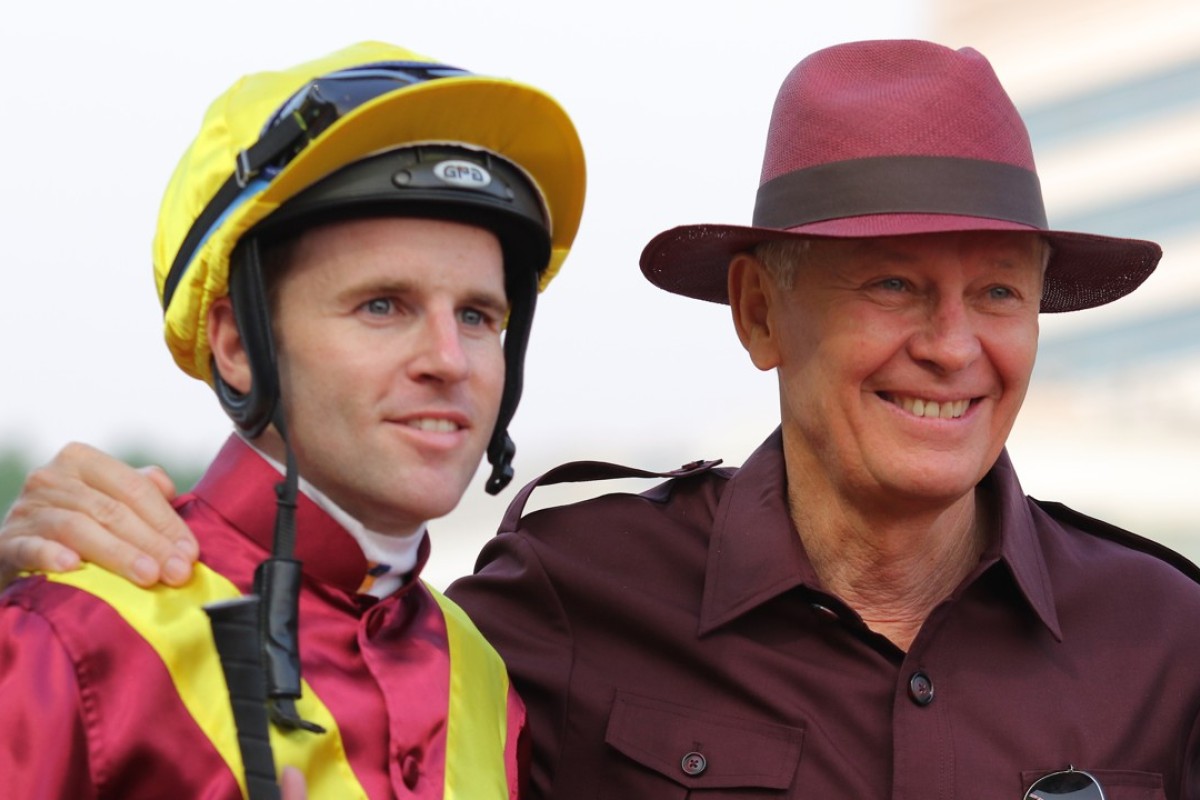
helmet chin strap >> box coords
[254,406,324,733]
[485,264,538,494]
[215,238,323,734]
[212,239,279,438]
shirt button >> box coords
[401,753,421,789]
[680,751,708,776]
[908,671,935,706]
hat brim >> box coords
[639,214,1161,313]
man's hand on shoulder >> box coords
[0,442,198,589]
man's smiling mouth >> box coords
[881,394,972,420]
[404,418,463,432]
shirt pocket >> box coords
[1019,769,1165,800]
[602,690,804,797]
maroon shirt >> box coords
[448,428,1200,799]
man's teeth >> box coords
[896,397,970,419]
[407,418,460,432]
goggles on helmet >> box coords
[162,62,474,314]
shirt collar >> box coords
[982,450,1063,640]
[241,435,425,597]
[699,428,815,634]
[191,435,430,596]
[699,429,1062,640]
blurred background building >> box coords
[928,0,1200,561]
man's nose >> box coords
[907,296,981,373]
[409,310,470,383]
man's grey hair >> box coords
[753,239,813,290]
[752,234,1052,290]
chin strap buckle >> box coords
[485,433,516,495]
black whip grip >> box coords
[206,595,281,800]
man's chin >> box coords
[380,478,476,528]
[879,473,988,509]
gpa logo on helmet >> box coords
[433,160,492,189]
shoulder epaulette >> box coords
[499,459,722,533]
[1033,498,1200,584]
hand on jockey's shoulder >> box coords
[0,442,197,590]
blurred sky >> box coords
[2,1,933,583]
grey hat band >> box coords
[752,155,1049,230]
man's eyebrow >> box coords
[336,280,510,311]
[462,289,511,315]
[336,279,417,302]
[983,251,1042,271]
[851,245,915,265]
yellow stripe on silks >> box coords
[426,582,512,800]
[45,564,368,800]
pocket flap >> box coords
[605,691,804,789]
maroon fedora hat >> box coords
[639,39,1161,312]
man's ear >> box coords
[208,296,252,394]
[728,252,781,371]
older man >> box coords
[4,40,1200,799]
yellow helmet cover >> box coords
[153,41,586,383]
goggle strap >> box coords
[236,86,338,187]
[162,87,339,311]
